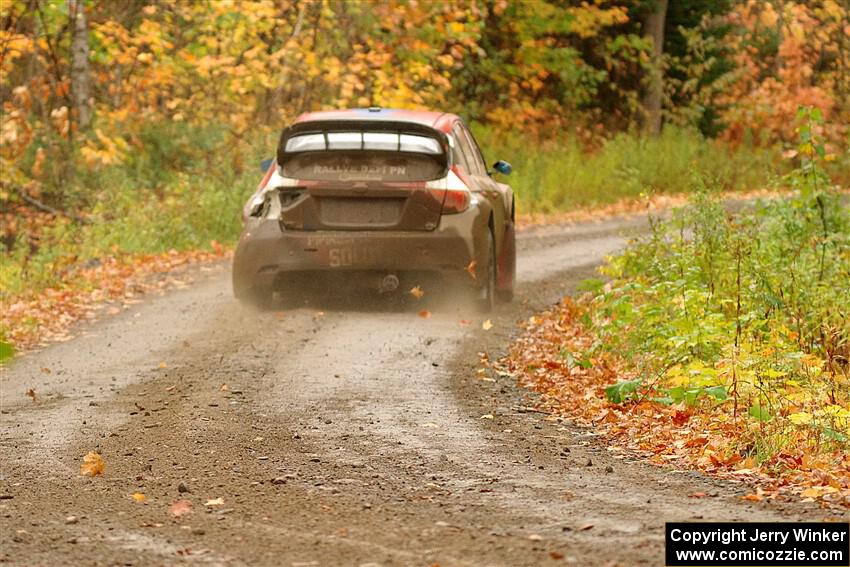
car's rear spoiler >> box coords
[276,120,451,166]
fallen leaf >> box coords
[219,383,228,391]
[158,361,167,369]
[418,309,432,319]
[40,367,51,374]
[579,523,594,531]
[274,311,285,320]
[458,319,472,326]
[528,534,543,541]
[482,319,493,330]
[480,414,494,419]
[742,493,763,502]
[549,551,565,560]
[800,487,821,498]
[132,492,146,502]
[689,492,707,499]
[204,497,224,507]
[465,260,477,280]
[170,499,192,517]
[409,286,425,299]
[26,388,37,402]
[80,452,105,476]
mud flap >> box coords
[496,220,516,298]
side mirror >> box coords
[492,160,512,175]
[260,158,274,172]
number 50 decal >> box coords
[328,248,353,267]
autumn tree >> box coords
[68,0,91,130]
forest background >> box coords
[1,0,849,345]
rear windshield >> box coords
[285,132,442,154]
[281,152,445,182]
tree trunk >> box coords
[641,0,668,136]
[68,0,91,130]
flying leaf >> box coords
[465,261,477,280]
[170,499,192,517]
[409,286,425,299]
[418,309,432,319]
[80,452,105,476]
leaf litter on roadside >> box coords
[500,296,850,508]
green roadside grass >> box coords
[507,113,849,505]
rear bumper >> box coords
[232,205,489,297]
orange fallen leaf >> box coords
[418,309,432,319]
[482,319,493,331]
[132,492,146,502]
[800,487,821,498]
[220,383,228,391]
[458,319,472,326]
[274,311,285,320]
[26,388,37,402]
[80,452,105,476]
[465,260,478,280]
[742,493,762,502]
[409,286,425,299]
[689,491,707,499]
[158,361,167,369]
[170,499,192,517]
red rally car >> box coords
[232,107,515,311]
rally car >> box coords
[232,108,515,311]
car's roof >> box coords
[294,108,458,132]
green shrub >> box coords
[475,125,784,213]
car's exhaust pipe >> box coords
[379,273,400,293]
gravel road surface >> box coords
[1,215,835,567]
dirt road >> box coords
[0,215,835,567]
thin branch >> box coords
[17,186,89,224]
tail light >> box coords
[426,168,472,214]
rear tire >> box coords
[476,229,496,313]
